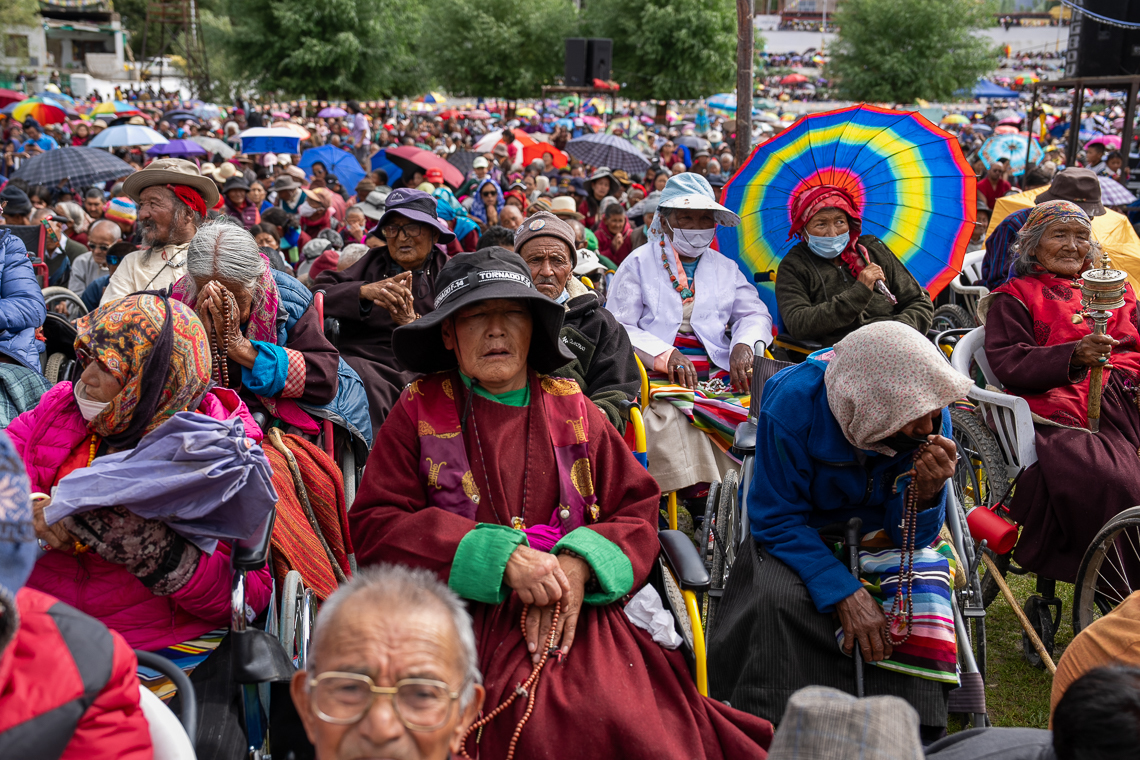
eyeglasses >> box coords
[382,222,423,240]
[481,190,498,197]
[89,243,112,252]
[308,672,460,731]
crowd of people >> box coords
[0,91,1139,760]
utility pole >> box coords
[735,0,755,170]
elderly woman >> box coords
[171,220,373,449]
[608,173,773,494]
[15,294,273,650]
[774,185,934,348]
[980,200,1140,584]
[315,188,455,433]
[709,322,970,735]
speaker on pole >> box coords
[1066,0,1140,78]
[565,38,588,87]
[587,38,612,82]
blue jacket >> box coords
[748,356,949,614]
[0,230,47,372]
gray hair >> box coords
[1011,215,1099,277]
[55,201,85,229]
[184,218,268,300]
[309,564,482,708]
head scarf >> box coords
[170,253,282,344]
[471,178,504,224]
[1021,199,1091,239]
[75,294,211,447]
[823,322,973,455]
[789,185,871,279]
[436,196,479,243]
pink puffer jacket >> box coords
[11,382,274,651]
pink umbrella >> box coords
[994,125,1019,135]
[1086,135,1122,150]
[384,145,465,189]
[271,111,290,119]
[581,115,603,127]
[996,116,1022,126]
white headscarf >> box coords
[824,322,973,455]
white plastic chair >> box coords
[949,250,990,323]
[950,326,1038,476]
[138,686,197,760]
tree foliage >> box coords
[223,0,430,100]
[584,0,736,101]
[1,0,41,29]
[828,0,999,103]
[425,0,575,99]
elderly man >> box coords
[514,211,638,431]
[100,158,217,305]
[68,219,120,295]
[349,247,773,758]
[291,565,484,760]
[315,188,456,433]
[498,204,523,232]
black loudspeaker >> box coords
[565,38,588,86]
[587,38,612,82]
[1066,0,1140,78]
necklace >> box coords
[469,381,533,531]
[660,239,693,300]
[886,450,922,646]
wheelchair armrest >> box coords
[659,530,710,592]
[231,628,296,684]
[966,385,1038,471]
[135,650,198,743]
[774,333,823,353]
[731,419,757,457]
[232,508,276,571]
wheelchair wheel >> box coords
[42,286,88,322]
[707,469,738,628]
[279,570,305,663]
[931,304,975,331]
[699,480,721,567]
[1073,505,1140,635]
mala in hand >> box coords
[208,285,240,388]
[887,447,924,646]
[460,602,562,760]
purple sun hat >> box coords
[376,187,456,244]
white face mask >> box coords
[74,383,110,422]
[667,224,717,257]
[297,201,316,217]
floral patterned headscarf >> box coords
[74,294,211,445]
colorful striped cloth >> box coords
[648,333,750,458]
[138,628,228,701]
[831,532,959,685]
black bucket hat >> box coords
[222,176,251,194]
[393,247,574,375]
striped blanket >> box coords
[648,333,749,458]
[831,532,958,685]
[138,628,228,701]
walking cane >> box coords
[1080,253,1127,433]
[845,517,865,698]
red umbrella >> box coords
[0,89,26,108]
[781,74,809,85]
[384,145,465,189]
[523,142,569,168]
[438,109,463,120]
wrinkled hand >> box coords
[667,349,698,390]
[360,272,416,325]
[836,587,893,662]
[857,263,886,290]
[32,496,77,553]
[198,280,257,369]
[524,554,589,663]
[729,343,754,394]
[1073,333,1118,368]
[504,544,571,607]
[912,435,957,505]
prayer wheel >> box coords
[1080,257,1127,433]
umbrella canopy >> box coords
[438,109,464,121]
[417,92,447,104]
[1099,176,1136,206]
[993,125,1020,135]
[0,89,26,108]
[446,150,477,180]
[987,185,1140,291]
[522,142,569,169]
[11,96,72,125]
[371,149,404,186]
[317,106,347,118]
[147,139,208,158]
[1014,74,1039,86]
[564,133,650,173]
[271,121,310,140]
[189,135,236,160]
[781,73,808,85]
[719,104,976,326]
[515,107,538,118]
[384,145,464,189]
[88,124,169,148]
[163,109,200,123]
[979,133,1043,177]
[464,109,492,120]
[270,111,290,119]
[972,79,1020,98]
[11,145,134,188]
[239,127,300,155]
[676,135,711,151]
[1087,134,1122,150]
[91,100,144,118]
[941,114,970,126]
[471,128,537,154]
[299,145,366,192]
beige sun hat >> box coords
[549,196,584,221]
[121,157,220,208]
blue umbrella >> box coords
[371,149,403,186]
[300,145,365,194]
[238,127,300,155]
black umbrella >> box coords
[565,134,650,173]
[11,146,134,190]
[447,150,478,177]
[163,110,201,124]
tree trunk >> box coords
[735,0,754,171]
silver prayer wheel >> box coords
[1080,267,1127,312]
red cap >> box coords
[425,167,445,183]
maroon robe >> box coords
[350,373,773,759]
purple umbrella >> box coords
[147,139,208,158]
[317,106,348,118]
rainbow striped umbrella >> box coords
[718,104,976,326]
[11,96,72,124]
[89,100,144,118]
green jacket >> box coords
[775,235,933,347]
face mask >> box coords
[806,232,848,259]
[297,201,316,217]
[668,225,717,257]
[74,383,110,422]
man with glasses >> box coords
[291,564,484,760]
[68,219,120,295]
[315,187,456,433]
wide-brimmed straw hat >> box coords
[121,157,220,208]
[392,247,573,374]
[549,196,584,220]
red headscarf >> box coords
[166,184,208,218]
[788,185,869,278]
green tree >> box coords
[828,0,999,103]
[584,0,736,100]
[1,0,40,29]
[223,0,430,100]
[425,0,575,99]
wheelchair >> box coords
[947,326,1140,668]
[938,249,988,331]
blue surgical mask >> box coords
[806,233,848,259]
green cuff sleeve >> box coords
[554,527,634,605]
[449,524,529,604]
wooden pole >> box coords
[982,554,1056,674]
[735,0,755,171]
